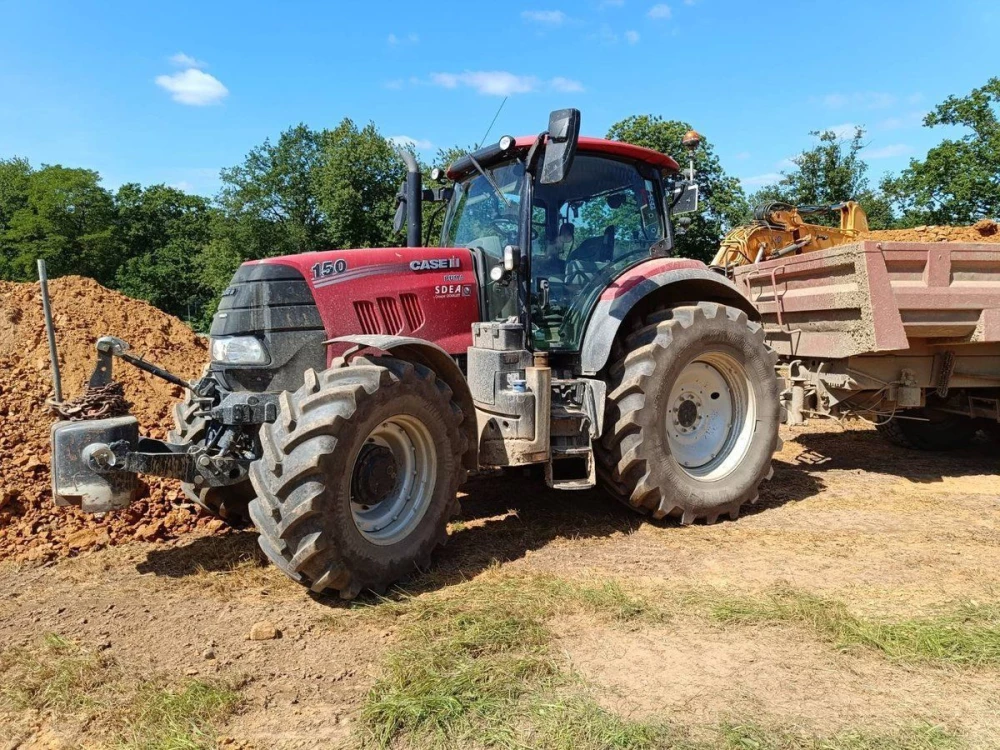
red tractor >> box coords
[52,110,782,598]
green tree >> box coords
[882,77,1000,225]
[217,123,328,262]
[605,115,748,263]
[112,184,215,323]
[748,127,893,229]
[0,164,117,282]
[316,119,405,249]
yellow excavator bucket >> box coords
[712,201,868,269]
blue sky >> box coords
[1,0,996,197]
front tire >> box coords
[248,357,466,599]
[596,302,782,523]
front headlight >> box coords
[210,336,269,365]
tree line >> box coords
[0,78,996,329]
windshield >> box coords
[441,160,524,261]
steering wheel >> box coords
[490,217,519,238]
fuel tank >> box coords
[210,247,481,394]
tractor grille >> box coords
[353,300,382,335]
[211,263,326,393]
[400,293,424,331]
[377,297,403,335]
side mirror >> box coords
[671,181,700,215]
[540,108,581,185]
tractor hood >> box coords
[210,247,481,393]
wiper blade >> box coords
[468,154,511,208]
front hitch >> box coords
[50,337,274,514]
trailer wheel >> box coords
[595,302,782,523]
[169,391,253,524]
[248,356,465,599]
[875,410,978,451]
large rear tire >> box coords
[596,302,782,523]
[875,409,977,451]
[169,389,254,524]
[248,356,466,599]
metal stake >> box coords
[36,259,63,402]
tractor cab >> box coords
[440,113,697,353]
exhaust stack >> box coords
[396,148,423,247]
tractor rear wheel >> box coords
[875,409,978,451]
[248,356,466,599]
[169,389,253,524]
[596,302,782,523]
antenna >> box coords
[475,96,508,150]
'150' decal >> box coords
[311,259,348,279]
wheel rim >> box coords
[665,351,756,481]
[350,415,438,546]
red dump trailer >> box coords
[733,240,1000,450]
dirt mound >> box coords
[861,219,1000,243]
[0,276,224,563]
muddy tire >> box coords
[595,302,782,523]
[169,389,254,524]
[248,356,466,599]
[875,410,978,451]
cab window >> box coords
[531,155,663,350]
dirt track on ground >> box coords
[1,421,997,748]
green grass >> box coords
[359,572,672,748]
[115,679,242,750]
[708,588,1000,666]
[0,634,241,750]
[719,721,961,750]
[356,573,992,749]
[528,696,688,750]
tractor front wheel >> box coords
[248,357,466,599]
[596,302,782,523]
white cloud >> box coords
[878,111,926,130]
[389,135,434,150]
[155,68,228,105]
[741,172,782,187]
[820,92,902,110]
[521,9,566,24]
[648,3,672,18]
[430,71,539,96]
[551,76,584,93]
[169,52,206,69]
[170,180,196,193]
[734,151,751,161]
[384,79,404,90]
[824,122,860,140]
[388,32,418,46]
[862,144,913,159]
[624,29,640,44]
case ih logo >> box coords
[410,257,460,271]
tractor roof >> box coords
[446,136,679,180]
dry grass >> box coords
[0,634,242,749]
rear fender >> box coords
[327,335,477,471]
[579,267,757,375]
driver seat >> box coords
[564,226,615,287]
